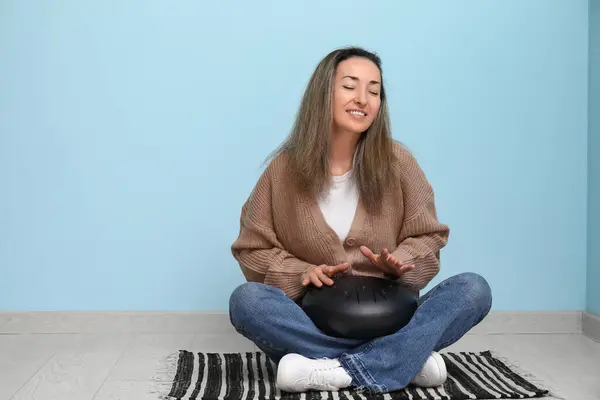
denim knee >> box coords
[459,272,492,310]
[229,282,275,330]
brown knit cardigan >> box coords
[231,143,450,300]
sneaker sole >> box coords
[431,352,448,383]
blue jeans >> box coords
[229,272,492,394]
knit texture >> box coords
[231,143,450,300]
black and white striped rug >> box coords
[157,351,551,400]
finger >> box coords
[394,259,414,270]
[321,265,336,277]
[316,269,334,286]
[360,246,380,265]
[397,267,415,276]
[382,257,399,275]
[322,263,350,279]
[395,263,415,275]
[387,258,399,272]
[316,266,334,279]
[333,262,350,273]
[382,248,394,265]
[302,267,316,286]
[309,273,322,288]
[360,245,374,257]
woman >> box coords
[229,47,492,394]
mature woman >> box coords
[229,47,492,394]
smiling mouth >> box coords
[347,110,367,117]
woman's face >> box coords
[332,57,382,135]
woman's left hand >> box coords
[360,246,415,278]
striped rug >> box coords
[159,351,551,400]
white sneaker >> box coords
[410,352,448,387]
[276,353,353,392]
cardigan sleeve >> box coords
[390,149,450,291]
[231,163,315,300]
[391,196,449,291]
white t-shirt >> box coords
[317,169,359,242]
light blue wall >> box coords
[588,0,600,316]
[0,1,589,311]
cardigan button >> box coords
[345,237,356,246]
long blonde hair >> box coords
[269,47,399,214]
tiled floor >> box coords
[1,332,598,399]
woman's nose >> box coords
[354,91,367,105]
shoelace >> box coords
[307,367,340,390]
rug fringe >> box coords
[147,351,182,399]
[486,350,565,400]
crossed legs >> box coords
[229,272,492,393]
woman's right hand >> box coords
[301,262,350,287]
